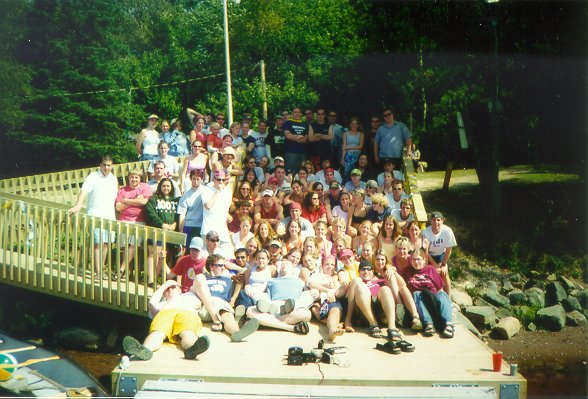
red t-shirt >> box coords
[171,255,206,292]
[207,134,222,151]
[301,205,327,223]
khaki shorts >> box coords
[149,308,202,344]
[198,296,234,322]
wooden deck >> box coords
[111,321,527,398]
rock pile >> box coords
[450,274,588,340]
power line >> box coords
[21,64,259,101]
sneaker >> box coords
[231,318,260,342]
[122,336,152,361]
[234,305,246,325]
[184,335,210,360]
[256,299,271,313]
[280,298,296,315]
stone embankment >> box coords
[448,273,587,340]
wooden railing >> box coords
[0,155,423,315]
[0,160,154,208]
[403,155,428,228]
[0,189,185,316]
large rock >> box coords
[562,296,582,312]
[558,276,575,293]
[507,289,527,306]
[473,297,494,307]
[536,305,566,331]
[487,281,499,293]
[566,310,588,327]
[451,290,473,310]
[55,327,100,350]
[501,280,515,295]
[524,287,545,308]
[574,289,588,309]
[483,290,511,309]
[453,310,481,337]
[492,316,521,340]
[545,281,567,306]
[465,306,497,330]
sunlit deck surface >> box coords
[111,322,526,398]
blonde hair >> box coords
[394,236,410,248]
[128,168,143,178]
[370,193,389,207]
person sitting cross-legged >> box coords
[191,254,260,342]
[246,260,313,334]
[122,280,209,361]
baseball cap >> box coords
[366,180,378,189]
[339,248,353,259]
[290,202,302,211]
[430,211,444,220]
[329,181,341,190]
[221,131,232,140]
[222,147,236,156]
[359,260,373,270]
[274,156,285,163]
[269,239,282,247]
[268,176,279,185]
[351,168,362,176]
[262,189,274,197]
[148,114,159,120]
[189,237,204,250]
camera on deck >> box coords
[286,340,346,366]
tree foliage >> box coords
[0,0,584,181]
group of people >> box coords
[70,106,454,361]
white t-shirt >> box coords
[201,185,232,243]
[422,224,457,257]
[81,170,118,220]
[386,193,409,211]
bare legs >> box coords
[247,307,311,332]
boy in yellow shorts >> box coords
[123,280,209,360]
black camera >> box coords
[287,346,318,365]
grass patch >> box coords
[421,165,586,280]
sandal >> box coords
[293,321,309,335]
[441,324,455,339]
[211,321,223,332]
[411,317,423,331]
[112,270,127,282]
[369,324,383,338]
[387,328,402,342]
[375,341,401,355]
[423,323,435,337]
[396,339,415,352]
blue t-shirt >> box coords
[283,120,308,154]
[206,274,233,302]
[374,122,411,159]
[267,277,303,301]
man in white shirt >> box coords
[68,155,118,279]
[422,211,457,295]
[201,169,234,259]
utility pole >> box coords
[223,0,234,125]
[261,60,268,120]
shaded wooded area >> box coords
[1,0,586,177]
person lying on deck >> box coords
[122,280,210,360]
